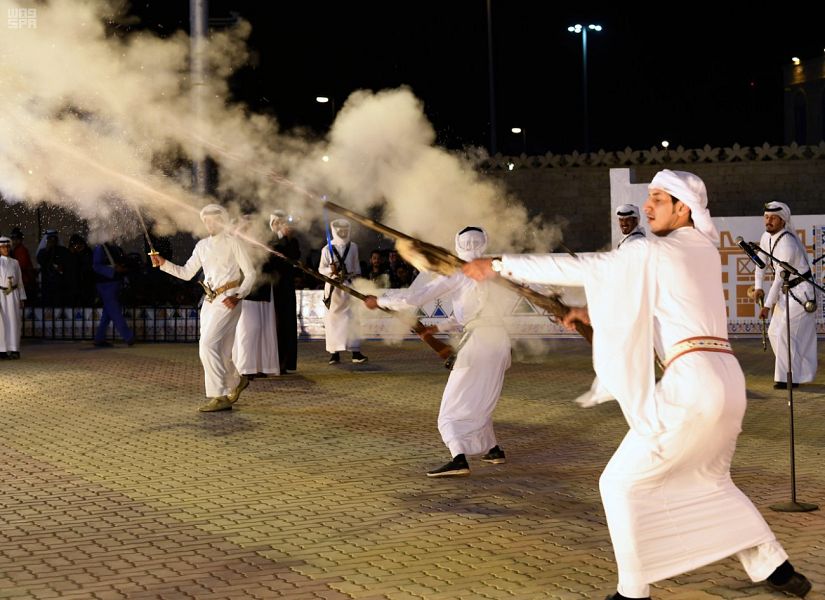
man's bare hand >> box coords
[759,306,770,320]
[223,295,241,309]
[462,258,496,281]
[747,286,764,301]
[364,295,379,310]
[562,306,591,332]
[151,254,165,267]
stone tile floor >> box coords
[1,338,823,599]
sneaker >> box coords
[767,571,812,597]
[427,454,470,477]
[481,445,507,464]
[227,375,249,405]
[198,396,233,412]
[328,352,340,364]
[352,351,368,364]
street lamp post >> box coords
[511,127,526,154]
[567,23,602,153]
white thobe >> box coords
[161,232,256,398]
[232,287,280,376]
[0,256,26,352]
[379,272,511,457]
[319,242,361,353]
[580,225,647,406]
[754,229,817,384]
[501,227,786,596]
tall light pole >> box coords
[190,0,209,196]
[486,0,497,155]
[567,23,602,153]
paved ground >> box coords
[1,337,824,600]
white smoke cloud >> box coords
[0,0,563,261]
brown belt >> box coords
[663,336,733,369]
[200,279,240,303]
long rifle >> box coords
[322,201,594,343]
[260,242,455,363]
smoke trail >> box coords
[0,0,564,256]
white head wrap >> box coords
[455,226,488,261]
[649,169,718,243]
[615,204,640,220]
[330,219,351,245]
[36,229,59,254]
[200,203,228,223]
[269,210,287,231]
[0,236,11,246]
[763,201,792,230]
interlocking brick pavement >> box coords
[0,338,823,599]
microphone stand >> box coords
[751,242,821,513]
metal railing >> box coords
[22,306,201,342]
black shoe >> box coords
[481,445,507,464]
[427,454,470,477]
[352,351,368,364]
[774,382,800,389]
[93,341,113,348]
[767,572,812,597]
[328,352,340,364]
[604,594,651,600]
[9,351,20,359]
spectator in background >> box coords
[66,233,95,305]
[366,249,390,288]
[92,240,135,347]
[36,230,71,306]
[271,211,301,373]
[10,228,37,303]
[0,236,26,359]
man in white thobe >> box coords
[0,236,26,359]
[752,201,817,389]
[463,170,811,599]
[364,227,512,477]
[615,203,646,249]
[318,219,367,364]
[232,215,280,380]
[152,205,257,412]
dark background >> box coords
[127,3,823,155]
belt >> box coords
[200,279,241,303]
[663,336,733,369]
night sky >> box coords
[130,3,824,156]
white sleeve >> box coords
[500,253,587,287]
[232,238,257,299]
[753,232,769,291]
[377,273,461,311]
[161,242,203,281]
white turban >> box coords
[330,218,351,244]
[615,204,640,220]
[199,203,228,224]
[649,169,718,243]
[763,201,793,230]
[455,226,488,261]
[0,236,10,245]
[269,210,287,231]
